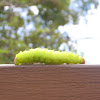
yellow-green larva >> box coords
[14,48,85,65]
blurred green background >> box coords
[0,0,99,64]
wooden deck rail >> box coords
[0,64,100,100]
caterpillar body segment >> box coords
[14,48,85,65]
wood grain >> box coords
[0,64,100,100]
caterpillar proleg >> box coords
[14,48,85,65]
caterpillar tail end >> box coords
[14,57,18,65]
[14,57,21,65]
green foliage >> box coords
[0,0,99,63]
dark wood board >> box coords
[0,64,100,100]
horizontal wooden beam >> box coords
[0,64,100,100]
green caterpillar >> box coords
[14,48,85,65]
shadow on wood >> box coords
[0,64,100,100]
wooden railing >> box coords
[0,64,100,100]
